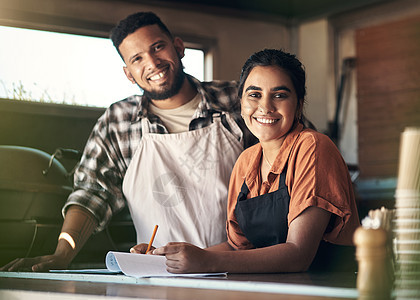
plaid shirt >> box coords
[63,75,255,231]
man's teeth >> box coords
[150,71,166,81]
[256,117,277,124]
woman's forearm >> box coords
[206,241,234,251]
[207,207,331,273]
[207,242,311,273]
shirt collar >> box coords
[244,123,305,187]
[271,123,304,174]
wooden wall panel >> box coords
[356,15,420,179]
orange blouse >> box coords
[226,124,360,249]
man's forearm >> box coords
[55,205,98,262]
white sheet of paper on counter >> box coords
[106,251,226,278]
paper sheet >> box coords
[50,268,120,274]
[106,251,226,278]
[51,251,225,278]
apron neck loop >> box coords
[141,117,151,134]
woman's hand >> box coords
[153,242,212,273]
[130,243,155,254]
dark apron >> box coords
[234,165,357,272]
[234,167,290,248]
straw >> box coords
[396,127,420,191]
[367,206,395,232]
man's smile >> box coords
[147,67,168,82]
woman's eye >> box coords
[274,93,288,99]
[248,92,260,98]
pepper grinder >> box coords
[353,227,392,300]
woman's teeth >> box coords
[255,117,277,124]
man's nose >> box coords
[145,53,161,70]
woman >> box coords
[146,49,360,273]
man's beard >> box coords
[141,65,186,101]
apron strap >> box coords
[210,110,243,143]
[140,117,150,135]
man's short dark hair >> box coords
[110,11,173,58]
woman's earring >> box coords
[296,111,302,122]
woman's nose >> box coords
[258,99,275,114]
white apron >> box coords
[122,113,243,248]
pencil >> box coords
[146,225,158,253]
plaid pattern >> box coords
[63,75,251,232]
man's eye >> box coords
[154,44,164,51]
[132,56,141,63]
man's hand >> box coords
[153,242,213,273]
[1,205,97,273]
[0,253,71,272]
[129,243,155,254]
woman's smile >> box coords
[253,116,280,125]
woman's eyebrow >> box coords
[245,85,262,92]
[272,86,291,92]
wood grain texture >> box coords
[356,15,420,178]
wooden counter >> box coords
[0,271,358,299]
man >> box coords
[1,11,254,272]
